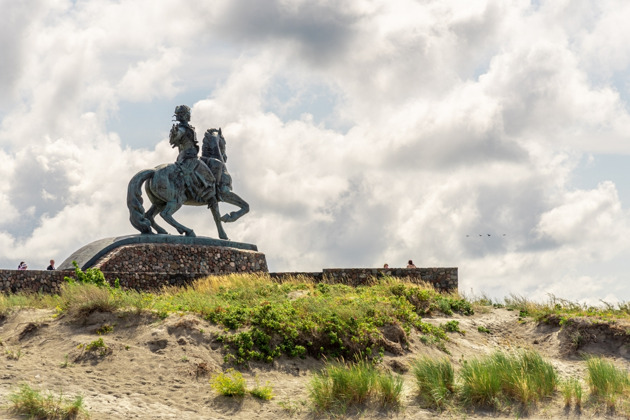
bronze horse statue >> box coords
[126,128,249,239]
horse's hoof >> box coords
[185,231,196,237]
[220,214,231,223]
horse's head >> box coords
[205,127,224,141]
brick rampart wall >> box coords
[1,267,458,294]
[0,240,457,294]
[270,267,458,292]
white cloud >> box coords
[2,0,630,303]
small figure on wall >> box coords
[47,259,55,270]
[406,260,416,268]
[383,263,389,269]
[18,261,27,270]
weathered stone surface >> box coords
[58,234,258,271]
[1,260,456,295]
[94,243,267,275]
[270,267,458,292]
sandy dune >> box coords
[1,307,628,419]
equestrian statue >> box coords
[127,105,249,239]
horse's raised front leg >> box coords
[209,202,229,240]
[146,204,169,234]
[219,191,250,223]
[160,200,196,237]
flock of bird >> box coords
[466,234,506,237]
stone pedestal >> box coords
[58,234,268,290]
[59,234,262,271]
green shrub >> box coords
[249,378,274,400]
[442,320,463,333]
[64,261,110,288]
[85,337,106,351]
[210,369,247,397]
[412,356,455,408]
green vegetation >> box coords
[502,294,630,323]
[249,378,274,400]
[95,324,114,335]
[586,356,630,409]
[412,356,455,409]
[477,325,491,334]
[442,320,463,334]
[60,353,73,368]
[560,377,582,408]
[376,371,404,408]
[1,268,475,364]
[5,347,22,360]
[10,267,630,416]
[308,359,403,413]
[8,383,88,419]
[84,337,107,352]
[459,349,557,407]
[78,337,109,357]
[210,368,247,397]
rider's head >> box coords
[174,105,191,122]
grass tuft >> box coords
[459,349,556,408]
[308,359,403,413]
[412,356,455,409]
[8,383,88,419]
[586,356,629,410]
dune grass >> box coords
[8,383,88,419]
[503,293,630,322]
[586,356,630,410]
[458,349,557,408]
[308,359,403,413]
[412,356,455,409]
[560,377,583,408]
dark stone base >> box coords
[94,242,268,275]
[53,235,268,291]
[59,234,260,270]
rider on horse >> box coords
[170,105,216,204]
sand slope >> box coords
[1,307,629,419]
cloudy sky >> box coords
[2,0,630,303]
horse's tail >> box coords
[127,169,154,234]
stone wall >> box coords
[0,267,458,295]
[271,267,458,292]
[1,242,269,294]
[0,270,67,294]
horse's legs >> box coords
[146,204,168,234]
[159,200,196,237]
[219,191,250,223]
[209,202,229,240]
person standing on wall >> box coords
[47,260,55,270]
